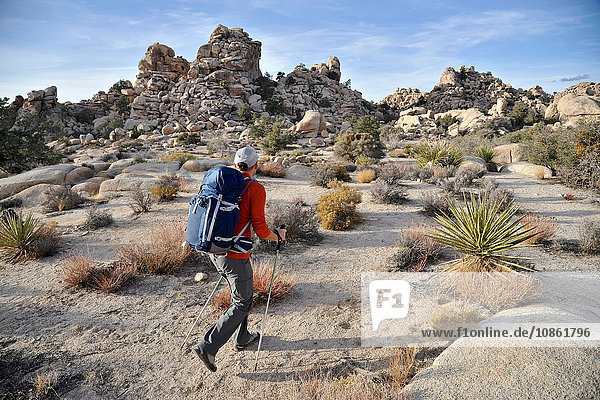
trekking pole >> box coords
[179,274,224,351]
[254,225,285,372]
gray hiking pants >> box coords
[199,255,254,355]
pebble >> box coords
[194,272,208,282]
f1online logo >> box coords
[369,280,411,331]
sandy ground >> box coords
[1,163,599,399]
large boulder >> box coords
[99,174,161,193]
[493,144,525,165]
[457,156,487,175]
[0,165,76,200]
[5,184,66,208]
[292,110,326,138]
[499,161,552,179]
[71,177,108,198]
[121,161,181,177]
[556,94,600,125]
[64,167,94,186]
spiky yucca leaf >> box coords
[0,212,42,261]
[429,193,537,272]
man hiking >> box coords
[194,146,286,372]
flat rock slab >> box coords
[405,346,600,399]
[0,164,76,200]
[99,173,161,193]
[121,161,181,177]
[499,161,552,179]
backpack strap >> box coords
[240,177,256,198]
[232,177,256,244]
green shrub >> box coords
[415,141,463,168]
[439,114,458,130]
[316,183,362,231]
[429,193,535,272]
[249,116,295,155]
[107,118,124,133]
[510,101,542,129]
[521,123,576,170]
[310,163,351,187]
[265,96,284,115]
[238,102,252,122]
[334,131,384,162]
[349,115,381,136]
[0,99,62,173]
[159,152,198,164]
[176,131,203,145]
[474,146,497,163]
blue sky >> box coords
[0,0,598,103]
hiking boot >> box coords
[234,332,260,351]
[194,344,217,372]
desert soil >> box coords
[1,162,599,399]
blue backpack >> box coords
[186,166,255,254]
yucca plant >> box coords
[474,146,497,164]
[0,211,42,261]
[415,141,463,168]
[429,193,536,272]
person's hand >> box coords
[276,228,287,241]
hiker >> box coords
[194,146,286,372]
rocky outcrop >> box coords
[545,82,600,125]
[380,88,427,110]
[0,165,77,200]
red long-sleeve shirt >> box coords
[226,172,271,259]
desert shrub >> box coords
[370,181,408,205]
[316,183,362,231]
[159,152,198,164]
[334,131,384,163]
[510,101,542,130]
[414,141,463,168]
[421,191,451,216]
[430,301,483,329]
[264,201,322,244]
[521,123,576,170]
[176,131,203,145]
[128,156,146,166]
[206,134,230,158]
[474,146,497,164]
[0,100,62,173]
[149,175,180,202]
[429,193,536,272]
[29,222,60,258]
[519,213,558,244]
[81,207,113,230]
[377,163,415,184]
[128,189,154,214]
[440,167,479,195]
[557,152,600,191]
[356,169,377,183]
[388,222,445,271]
[349,115,380,136]
[89,261,136,294]
[573,119,600,159]
[214,258,295,310]
[62,252,95,287]
[438,114,459,131]
[238,102,252,122]
[259,162,286,178]
[42,187,85,213]
[248,115,295,155]
[310,163,351,187]
[477,178,514,211]
[117,222,191,274]
[432,166,456,181]
[579,220,600,255]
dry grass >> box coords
[519,212,558,243]
[117,222,191,274]
[149,174,181,202]
[213,258,295,310]
[62,252,95,287]
[421,191,451,216]
[445,272,542,312]
[89,261,136,294]
[33,371,57,397]
[357,169,377,183]
[259,162,287,178]
[389,347,418,389]
[81,207,113,230]
[42,186,84,213]
[429,301,483,330]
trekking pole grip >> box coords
[275,224,285,251]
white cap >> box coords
[234,146,259,167]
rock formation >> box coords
[544,82,600,125]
